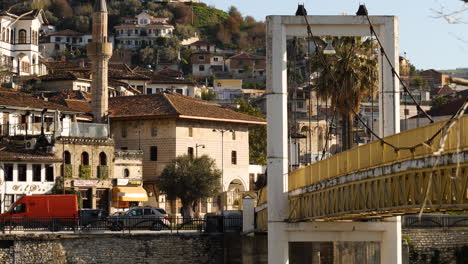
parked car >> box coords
[108,207,169,231]
[79,209,108,228]
[0,195,78,231]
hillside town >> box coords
[0,0,467,263]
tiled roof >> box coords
[431,86,455,96]
[109,92,266,124]
[0,89,78,112]
[0,144,62,162]
[155,68,183,78]
[426,97,468,117]
[228,52,265,60]
[39,71,91,81]
[46,29,83,37]
[44,60,91,71]
[150,75,194,85]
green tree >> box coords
[139,47,156,66]
[310,37,378,150]
[431,96,450,109]
[157,155,221,218]
[201,90,216,101]
[235,100,267,165]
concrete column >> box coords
[242,195,254,233]
[266,15,289,264]
[381,216,402,264]
[378,17,400,137]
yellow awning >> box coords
[113,186,148,202]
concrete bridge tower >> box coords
[87,0,112,123]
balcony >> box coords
[79,165,91,179]
[97,165,109,180]
[66,123,109,138]
[62,164,73,178]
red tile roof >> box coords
[228,52,265,60]
[0,89,78,112]
[109,92,266,125]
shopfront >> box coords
[73,180,111,211]
[112,179,148,212]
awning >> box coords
[113,186,148,202]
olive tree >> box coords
[157,154,221,218]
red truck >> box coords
[0,195,79,231]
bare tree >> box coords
[432,0,468,23]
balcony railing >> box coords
[79,165,91,179]
[67,123,109,138]
[0,122,109,139]
[97,165,108,180]
[62,164,73,178]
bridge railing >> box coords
[289,115,468,191]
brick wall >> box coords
[403,229,468,264]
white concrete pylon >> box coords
[266,14,401,263]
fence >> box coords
[402,214,468,229]
[0,216,242,234]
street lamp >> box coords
[195,144,205,157]
[212,129,233,192]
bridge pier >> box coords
[287,217,402,264]
[266,14,401,263]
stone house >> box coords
[190,51,224,76]
[185,40,217,53]
[225,52,266,79]
[420,69,451,88]
[108,92,265,215]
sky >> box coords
[204,0,468,70]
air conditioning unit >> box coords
[24,139,37,150]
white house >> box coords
[0,9,48,78]
[114,12,174,50]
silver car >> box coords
[109,207,169,231]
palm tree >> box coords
[310,37,378,150]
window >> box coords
[231,151,237,165]
[18,164,27,181]
[150,146,158,161]
[121,147,128,150]
[4,194,13,212]
[64,151,71,164]
[33,164,41,182]
[213,57,219,62]
[144,208,155,215]
[188,147,194,158]
[151,127,158,137]
[121,126,127,138]
[45,165,54,182]
[18,29,27,44]
[199,65,205,71]
[176,89,183,95]
[99,152,107,166]
[81,152,89,166]
[146,88,153,94]
[297,101,304,109]
[124,168,130,178]
[4,164,13,181]
[21,62,30,73]
[11,203,26,214]
[136,85,144,91]
[188,127,193,137]
[198,55,205,60]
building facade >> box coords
[114,12,174,50]
[0,10,47,78]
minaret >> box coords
[87,0,112,123]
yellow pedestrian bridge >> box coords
[256,115,468,227]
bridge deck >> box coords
[286,115,468,221]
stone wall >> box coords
[0,233,268,264]
[403,229,468,264]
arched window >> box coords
[18,29,27,44]
[124,168,130,178]
[64,151,71,164]
[81,152,89,166]
[99,152,107,166]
